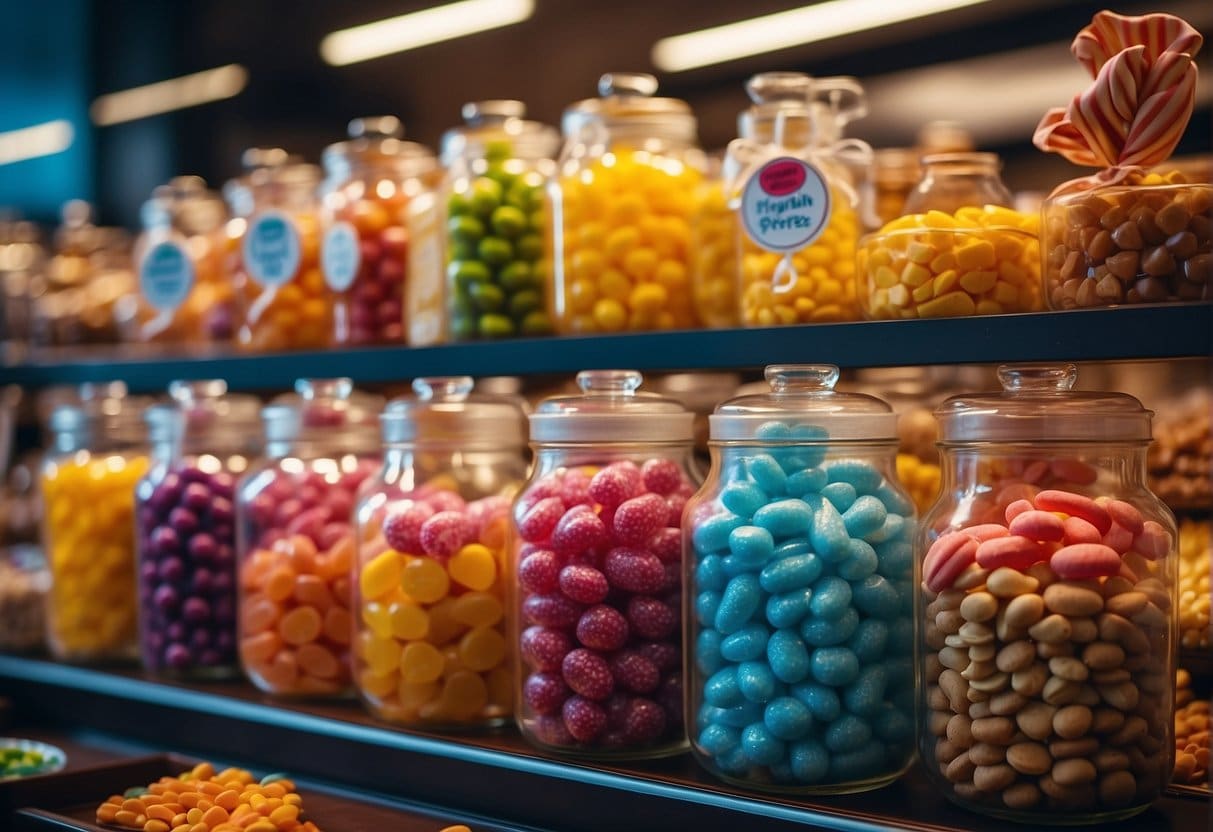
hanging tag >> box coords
[740,156,832,253]
[321,221,361,291]
[138,240,195,311]
[243,210,302,287]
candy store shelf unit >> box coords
[1,304,1209,393]
[0,656,1205,832]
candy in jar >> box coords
[918,364,1176,822]
[689,155,739,329]
[237,378,384,696]
[685,365,916,792]
[354,377,527,727]
[513,370,699,758]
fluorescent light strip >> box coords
[91,64,248,126]
[652,0,994,72]
[320,0,534,66]
[0,120,74,166]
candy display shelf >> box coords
[2,304,1210,392]
[0,656,1206,832]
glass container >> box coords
[0,220,44,353]
[0,545,49,653]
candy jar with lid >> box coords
[689,153,739,329]
[550,73,705,334]
[320,117,440,347]
[0,546,49,653]
[136,380,260,678]
[443,101,559,340]
[685,365,915,792]
[0,220,45,351]
[513,370,699,757]
[354,377,527,727]
[858,152,1042,320]
[1036,11,1209,308]
[918,364,1176,822]
[237,378,383,696]
[41,385,151,661]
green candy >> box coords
[447,240,476,261]
[521,310,554,335]
[449,259,490,290]
[484,139,512,164]
[260,772,289,786]
[469,178,503,218]
[447,191,473,217]
[477,314,516,338]
[468,282,505,312]
[508,289,542,317]
[516,233,543,261]
[124,786,149,797]
[478,236,513,267]
[528,209,547,233]
[498,261,533,292]
[490,205,527,239]
[449,315,476,340]
[448,215,485,245]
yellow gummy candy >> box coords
[360,550,402,602]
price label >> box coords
[138,240,194,311]
[243,211,301,287]
[321,221,361,291]
[740,157,832,252]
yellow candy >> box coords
[400,641,444,684]
[361,602,393,639]
[450,591,504,628]
[401,558,450,604]
[359,550,402,602]
[458,626,508,672]
[359,668,398,699]
[447,544,497,592]
[388,601,429,640]
[365,635,402,676]
[433,670,488,720]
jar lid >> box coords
[562,73,697,144]
[710,365,897,442]
[381,376,526,446]
[738,73,866,147]
[936,364,1152,443]
[262,378,383,449]
[47,382,148,445]
[440,100,559,165]
[322,116,437,179]
[530,370,694,443]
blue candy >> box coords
[874,540,913,576]
[842,495,888,538]
[874,483,915,517]
[823,460,883,494]
[705,667,747,708]
[821,482,857,512]
[696,628,726,674]
[716,746,751,775]
[763,696,813,741]
[774,538,812,558]
[767,628,810,684]
[866,514,907,545]
[695,554,727,591]
[851,575,899,619]
[776,453,812,475]
[741,722,786,766]
[789,424,830,468]
[836,538,878,581]
[755,421,793,441]
[810,646,860,687]
[800,607,859,646]
[728,525,775,565]
[721,481,768,519]
[842,664,889,716]
[808,576,852,621]
[847,619,889,663]
[747,455,788,495]
[698,723,740,755]
[828,743,886,781]
[696,590,722,626]
[759,553,822,594]
[714,574,762,634]
[721,553,762,577]
[788,739,830,783]
[785,467,828,496]
[712,700,765,727]
[824,713,873,753]
[874,705,914,743]
[888,616,914,652]
[791,681,842,722]
[693,512,744,554]
[765,587,813,629]
[720,624,770,662]
[804,494,851,561]
[737,660,779,703]
[754,499,813,538]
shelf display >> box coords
[1148,388,1211,510]
[0,546,47,653]
[0,220,44,349]
[1177,518,1210,650]
[1173,668,1209,788]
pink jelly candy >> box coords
[1050,542,1121,579]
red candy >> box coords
[562,648,615,700]
[576,605,630,651]
[1008,510,1066,542]
[975,535,1049,570]
[1035,489,1112,534]
[559,565,610,604]
[1050,543,1122,579]
[923,532,979,593]
[1101,522,1135,554]
[1105,499,1145,535]
[520,626,573,672]
[1133,520,1172,560]
[551,505,609,556]
[965,523,1013,542]
[1004,499,1035,524]
[1062,515,1102,545]
[603,547,665,594]
[613,494,668,544]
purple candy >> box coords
[198,648,223,667]
[187,532,218,562]
[141,561,160,582]
[213,544,236,569]
[166,621,187,642]
[164,643,192,669]
[190,627,212,648]
[213,596,235,625]
[210,497,234,525]
[168,506,199,535]
[181,466,211,485]
[149,472,183,513]
[192,567,214,595]
[182,597,211,623]
[210,571,234,595]
[211,472,235,499]
[158,556,185,584]
[216,629,235,653]
[182,482,211,512]
[151,525,181,557]
[153,584,180,611]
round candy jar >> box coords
[236,378,383,696]
[918,364,1176,823]
[550,73,705,334]
[136,381,260,678]
[685,365,916,793]
[353,377,526,728]
[513,370,699,758]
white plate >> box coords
[0,737,67,780]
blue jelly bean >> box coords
[800,607,859,646]
[842,495,888,538]
[715,574,762,634]
[873,705,914,744]
[892,686,915,718]
[824,460,883,493]
[828,743,886,781]
[755,421,792,441]
[759,553,822,594]
[741,722,786,766]
[874,540,912,577]
[866,513,907,544]
[704,667,744,707]
[721,481,768,519]
[785,467,828,497]
[696,590,722,626]
[763,696,813,741]
[716,746,751,774]
[720,624,770,662]
[789,425,829,467]
[721,554,762,577]
[808,575,852,621]
[791,681,842,722]
[747,455,787,495]
[836,538,879,581]
[754,499,813,539]
[693,513,744,554]
[884,656,914,690]
[765,587,813,629]
[696,628,726,674]
[851,574,898,619]
[774,538,812,557]
[804,494,850,562]
[737,661,779,703]
[776,453,812,475]
[888,616,914,651]
[824,713,873,753]
[769,761,796,783]
[789,739,830,783]
[821,481,857,512]
[698,723,740,755]
[874,483,915,517]
[767,628,810,683]
[895,580,915,615]
[810,647,860,686]
[728,526,775,564]
[842,664,888,717]
[713,701,765,727]
[848,619,889,663]
[697,704,725,731]
[695,554,727,591]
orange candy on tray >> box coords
[95,762,320,832]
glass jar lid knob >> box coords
[766,364,840,393]
[296,377,354,401]
[599,72,658,98]
[577,369,643,395]
[349,116,404,140]
[412,376,474,401]
[746,72,814,104]
[998,363,1079,393]
[169,379,228,404]
[463,100,526,124]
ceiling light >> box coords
[320,0,534,67]
[91,64,248,126]
[652,0,995,73]
[0,120,74,166]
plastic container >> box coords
[918,364,1177,822]
[684,365,915,793]
[237,378,383,696]
[443,101,559,340]
[513,369,699,758]
[353,377,527,727]
[136,381,260,677]
[550,73,705,333]
[320,117,440,347]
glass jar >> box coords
[513,370,699,758]
[234,161,328,352]
[136,381,260,678]
[443,101,559,340]
[41,391,150,661]
[0,220,45,353]
[0,545,49,653]
[870,149,922,228]
[685,365,915,793]
[729,73,869,327]
[353,377,527,727]
[689,153,739,329]
[320,117,440,347]
[550,73,705,334]
[918,364,1177,823]
[237,378,383,696]
[128,177,234,346]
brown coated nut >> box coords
[1075,685,1100,707]
[968,643,996,662]
[1069,617,1098,643]
[928,684,949,711]
[935,737,962,763]
[1092,707,1126,734]
[936,609,964,634]
[1095,274,1123,300]
[989,690,1030,716]
[1002,781,1042,810]
[996,640,1037,673]
[1092,669,1131,685]
[1108,714,1148,746]
[1141,245,1176,277]
[1105,250,1140,280]
[1088,229,1114,262]
[959,621,995,645]
[1004,593,1045,628]
[939,669,968,713]
[1097,681,1140,711]
[945,751,976,783]
[945,634,967,649]
[1036,641,1074,660]
[1101,576,1135,598]
[1052,757,1097,786]
[926,625,946,650]
[954,565,990,591]
[1043,583,1104,617]
[968,700,993,720]
[1039,774,1096,809]
[1131,602,1168,630]
[1185,253,1211,284]
[1043,676,1083,706]
[927,654,943,682]
[971,716,1016,745]
[1025,562,1058,588]
[970,671,1011,693]
[1100,205,1128,231]
[1050,737,1099,761]
[946,714,974,747]
[1111,221,1143,250]
[939,646,969,671]
[1053,705,1094,740]
[1048,656,1090,682]
[1081,641,1126,670]
[968,742,1007,766]
[930,710,952,736]
[1155,201,1190,236]
[1167,230,1198,260]
[936,588,966,610]
[1138,671,1167,695]
[1029,614,1072,643]
[973,763,1017,792]
[1016,701,1058,741]
[1007,741,1053,775]
[1104,591,1147,617]
[1093,747,1130,772]
[986,567,1039,598]
[961,659,997,681]
[960,591,998,622]
[1097,770,1137,808]
[1012,663,1049,697]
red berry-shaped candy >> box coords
[636,641,680,672]
[623,697,667,743]
[523,672,570,715]
[565,547,603,569]
[523,593,584,628]
[518,550,560,594]
[646,527,682,562]
[609,650,660,694]
[550,505,609,556]
[603,547,666,594]
[558,564,610,604]
[382,501,434,553]
[561,648,614,700]
[559,469,593,508]
[419,510,472,559]
[613,494,668,545]
[517,477,562,514]
[627,596,678,640]
[575,605,630,652]
[562,695,607,743]
[642,458,683,495]
[518,497,565,543]
[530,714,574,747]
[520,625,574,672]
[657,672,684,725]
[466,494,510,536]
[588,461,642,510]
[665,493,688,528]
[425,490,467,514]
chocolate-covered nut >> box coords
[945,752,976,783]
[1097,770,1137,808]
[1105,250,1140,280]
[1052,757,1097,786]
[1002,781,1042,810]
[1049,736,1099,759]
[1052,704,1093,739]
[973,763,1017,792]
[1167,230,1198,259]
[1154,201,1190,236]
[1007,741,1052,775]
[1110,221,1143,250]
[1141,245,1175,277]
[971,716,1016,745]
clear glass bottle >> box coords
[918,364,1176,823]
[136,381,260,677]
[685,365,916,793]
[512,370,699,758]
[237,378,383,696]
[353,377,527,727]
[550,73,705,334]
[443,101,559,340]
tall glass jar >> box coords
[237,378,383,696]
[443,101,559,340]
[353,377,527,727]
[320,117,439,347]
[512,370,698,758]
[550,74,705,334]
[41,392,150,661]
[0,220,44,352]
[917,364,1176,823]
[136,381,260,678]
[685,365,915,793]
[234,161,328,352]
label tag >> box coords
[740,156,832,253]
[138,240,195,311]
[243,210,301,287]
[321,221,361,292]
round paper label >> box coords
[740,156,832,253]
[321,221,361,292]
[138,240,194,312]
[243,210,301,287]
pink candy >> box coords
[1034,490,1112,534]
[924,532,978,593]
[1133,520,1172,560]
[1050,543,1121,579]
[1062,515,1102,545]
[1008,510,1066,542]
[976,535,1049,571]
